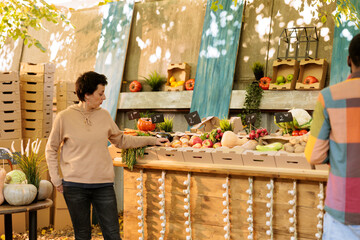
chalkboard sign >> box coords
[151,113,164,124]
[275,112,293,123]
[245,113,257,125]
[127,111,140,120]
[184,111,201,126]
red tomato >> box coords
[129,81,142,92]
[292,130,300,136]
[185,79,195,90]
[303,76,318,84]
[259,77,271,90]
[299,130,308,136]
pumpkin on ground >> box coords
[4,183,37,206]
[37,180,53,200]
[137,118,156,131]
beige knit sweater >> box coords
[45,105,156,187]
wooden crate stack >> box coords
[0,72,22,140]
[20,62,55,139]
[56,81,79,112]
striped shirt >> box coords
[305,71,360,225]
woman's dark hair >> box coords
[349,33,360,67]
[75,71,108,101]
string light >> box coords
[183,172,192,240]
[222,176,231,239]
[265,179,274,240]
[158,171,166,240]
[315,182,325,239]
[288,180,297,240]
[247,177,254,240]
[136,169,145,240]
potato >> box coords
[300,141,307,147]
[294,145,305,153]
[285,145,295,153]
[289,138,299,145]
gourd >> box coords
[221,131,249,148]
[4,184,37,206]
[137,118,156,131]
[37,180,53,200]
[0,168,7,205]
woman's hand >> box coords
[56,184,64,193]
[155,137,169,146]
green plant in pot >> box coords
[252,62,264,81]
[157,116,174,133]
[143,71,166,91]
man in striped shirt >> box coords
[305,33,360,239]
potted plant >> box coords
[157,116,174,133]
[252,62,264,81]
[143,71,166,91]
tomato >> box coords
[185,79,195,90]
[137,118,156,131]
[299,129,308,136]
[259,77,271,90]
[303,76,318,84]
[292,130,300,136]
[129,80,142,92]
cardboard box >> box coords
[56,82,76,93]
[22,127,50,139]
[21,90,53,102]
[0,109,21,121]
[56,91,78,102]
[157,147,185,162]
[229,117,243,134]
[165,63,190,91]
[137,147,159,163]
[0,71,19,82]
[0,79,20,92]
[0,90,20,101]
[20,62,56,74]
[0,128,21,140]
[212,147,244,165]
[274,151,311,170]
[0,100,20,111]
[190,116,220,133]
[21,99,52,111]
[295,58,328,90]
[22,118,51,130]
[56,100,79,112]
[182,148,214,164]
[1,118,21,130]
[242,150,277,167]
[269,59,299,90]
[21,80,54,92]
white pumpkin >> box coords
[37,180,53,200]
[4,184,37,206]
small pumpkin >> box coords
[0,168,7,205]
[137,118,156,131]
[37,180,53,200]
[4,184,37,206]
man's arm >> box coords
[305,92,331,165]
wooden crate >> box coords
[0,109,21,121]
[157,147,185,162]
[20,62,55,74]
[0,100,20,111]
[295,58,328,90]
[212,147,244,165]
[21,99,52,111]
[137,147,159,163]
[0,79,20,92]
[182,148,214,164]
[21,90,53,102]
[269,59,299,90]
[242,150,277,167]
[1,118,21,131]
[0,71,19,82]
[164,63,190,91]
[20,80,54,92]
[0,128,21,140]
[0,90,20,101]
[21,109,52,121]
[275,151,312,170]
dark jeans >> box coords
[63,185,121,240]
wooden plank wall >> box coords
[95,1,135,120]
[190,0,245,119]
[124,169,325,240]
[329,0,360,86]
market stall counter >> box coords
[113,155,328,240]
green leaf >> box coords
[35,41,46,52]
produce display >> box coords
[303,75,318,84]
[273,74,293,85]
[274,108,312,135]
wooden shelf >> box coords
[113,158,328,182]
[117,90,319,110]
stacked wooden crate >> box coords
[0,72,22,140]
[56,81,79,112]
[20,62,55,138]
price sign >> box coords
[275,112,293,123]
[184,111,201,126]
[151,113,164,124]
[127,111,140,120]
[245,113,257,125]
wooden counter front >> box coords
[114,159,328,240]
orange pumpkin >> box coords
[137,118,156,131]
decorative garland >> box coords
[136,169,145,240]
[288,181,297,240]
[222,176,231,239]
[265,179,274,239]
[315,182,325,239]
[183,172,192,240]
[158,171,166,240]
[246,177,254,240]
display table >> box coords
[0,199,53,240]
[114,159,328,240]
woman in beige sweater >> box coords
[46,71,168,240]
